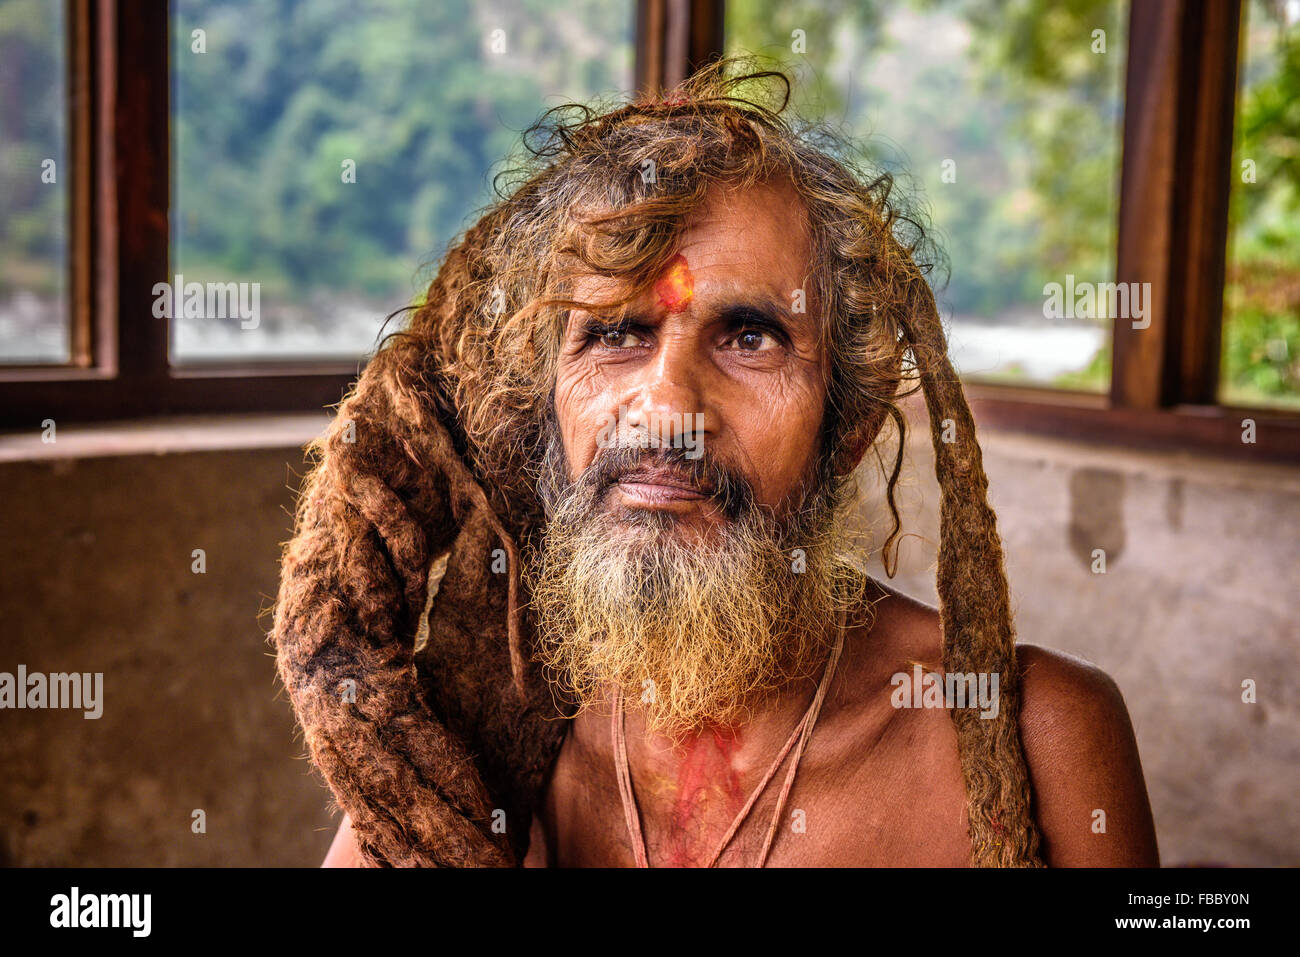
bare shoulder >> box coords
[1014,644,1160,866]
[1016,644,1130,743]
[853,582,1159,866]
[855,577,945,664]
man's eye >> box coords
[727,328,775,352]
[597,328,643,348]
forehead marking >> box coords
[654,253,695,313]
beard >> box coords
[524,419,864,738]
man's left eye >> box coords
[727,329,776,351]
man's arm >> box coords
[322,813,365,868]
[1015,644,1160,866]
[321,810,551,867]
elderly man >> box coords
[273,61,1158,868]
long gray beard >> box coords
[524,425,863,736]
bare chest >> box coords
[531,698,974,867]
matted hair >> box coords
[271,56,1042,867]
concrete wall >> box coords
[0,416,1296,866]
[856,428,1300,867]
[0,427,337,866]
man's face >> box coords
[529,179,851,736]
[553,178,830,533]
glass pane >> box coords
[169,0,633,363]
[726,0,1128,390]
[0,0,70,364]
[1221,0,1300,411]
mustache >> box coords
[583,442,756,520]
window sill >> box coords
[0,412,331,463]
[954,385,1300,465]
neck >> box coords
[611,604,852,780]
[604,606,852,867]
[619,669,819,767]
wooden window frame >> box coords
[966,0,1299,462]
[0,1,357,427]
[3,0,1297,463]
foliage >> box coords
[169,0,631,299]
[0,0,66,298]
[726,0,1126,384]
[1052,338,1111,391]
[1223,0,1300,406]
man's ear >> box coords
[831,401,889,477]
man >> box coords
[274,61,1159,867]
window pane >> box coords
[1221,0,1300,410]
[727,0,1128,391]
[169,0,633,363]
[0,0,69,364]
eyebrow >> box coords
[568,290,815,337]
[710,293,813,336]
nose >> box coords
[623,331,712,450]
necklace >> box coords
[611,606,847,868]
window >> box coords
[169,0,633,362]
[726,0,1129,392]
[1221,0,1300,410]
[0,1,633,424]
[1,0,1296,461]
[0,0,70,364]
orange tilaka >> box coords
[654,254,695,313]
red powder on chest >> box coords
[665,725,746,866]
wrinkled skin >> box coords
[554,177,830,538]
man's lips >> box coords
[615,467,711,503]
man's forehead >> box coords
[569,266,802,314]
[568,179,815,313]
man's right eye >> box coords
[586,324,645,349]
[599,329,643,348]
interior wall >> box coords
[0,446,336,866]
[1,425,1296,866]
[856,427,1300,867]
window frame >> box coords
[966,0,1300,462]
[2,0,1296,462]
[1,1,360,425]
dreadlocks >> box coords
[270,56,1043,867]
